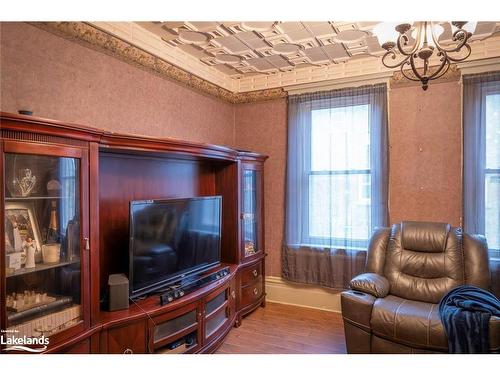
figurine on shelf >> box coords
[23,237,36,269]
[5,290,55,312]
[9,216,24,252]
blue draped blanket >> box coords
[439,285,500,353]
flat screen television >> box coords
[128,196,222,298]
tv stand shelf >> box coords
[1,112,267,354]
[98,264,238,354]
[100,264,236,328]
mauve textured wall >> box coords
[234,100,288,277]
[234,84,463,277]
[0,23,235,146]
[388,82,462,227]
[0,22,464,279]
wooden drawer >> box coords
[105,321,147,354]
[150,301,200,351]
[240,276,264,308]
[240,261,263,287]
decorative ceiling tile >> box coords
[126,21,500,87]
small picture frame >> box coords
[4,201,42,256]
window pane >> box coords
[311,104,370,171]
[309,173,371,241]
[485,173,500,250]
[485,91,500,250]
[486,94,500,169]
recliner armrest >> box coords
[350,273,390,298]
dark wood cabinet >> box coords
[60,338,91,354]
[0,112,267,354]
[1,122,94,353]
[104,321,147,354]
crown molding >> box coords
[26,22,500,103]
[389,64,462,89]
[286,71,392,95]
[28,22,286,104]
[89,22,236,92]
[457,56,500,75]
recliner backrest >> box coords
[384,221,464,303]
[365,221,492,303]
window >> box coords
[485,93,500,251]
[306,104,371,247]
[463,72,500,260]
[285,84,388,252]
[283,84,387,289]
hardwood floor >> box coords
[216,302,347,354]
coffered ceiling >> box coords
[88,21,500,93]
[137,21,385,77]
[138,21,498,76]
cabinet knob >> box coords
[84,237,90,251]
[252,269,258,277]
[231,290,236,299]
[123,348,133,354]
[253,288,258,295]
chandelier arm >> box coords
[400,66,421,82]
[431,27,470,54]
[403,59,423,82]
[427,55,450,80]
[381,50,411,69]
[396,27,421,57]
[431,59,451,80]
[445,44,472,62]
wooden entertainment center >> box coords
[0,112,267,354]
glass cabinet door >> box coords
[3,151,84,343]
[242,167,262,258]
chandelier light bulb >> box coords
[451,21,477,35]
[372,22,400,45]
[411,22,444,48]
[463,21,477,34]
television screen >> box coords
[129,196,222,298]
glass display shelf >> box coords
[5,196,71,201]
[6,259,80,278]
[242,168,261,258]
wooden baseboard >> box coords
[265,276,342,313]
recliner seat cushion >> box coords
[370,294,448,351]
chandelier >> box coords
[373,22,476,90]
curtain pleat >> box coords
[283,84,388,289]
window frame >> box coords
[300,97,372,248]
[483,88,500,254]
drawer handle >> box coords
[231,290,236,299]
[123,348,133,354]
[252,269,258,277]
[253,288,258,295]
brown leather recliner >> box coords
[341,221,500,353]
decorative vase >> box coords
[42,243,61,264]
[6,155,38,198]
